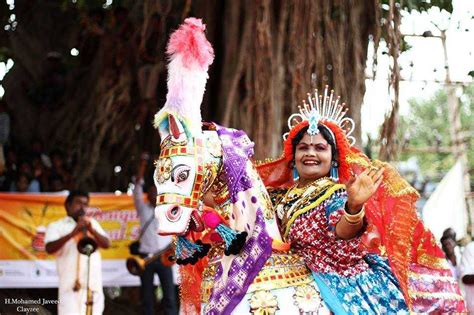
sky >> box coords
[362,0,474,138]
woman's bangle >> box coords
[343,206,365,224]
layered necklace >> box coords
[276,177,332,221]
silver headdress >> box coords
[283,86,356,146]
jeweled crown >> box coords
[283,86,355,146]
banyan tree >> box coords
[0,0,452,190]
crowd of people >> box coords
[0,98,73,193]
[0,6,178,196]
[0,141,73,193]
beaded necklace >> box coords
[276,177,333,222]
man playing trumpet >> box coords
[45,190,110,315]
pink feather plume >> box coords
[166,17,214,70]
[155,17,214,136]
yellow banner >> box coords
[0,192,140,260]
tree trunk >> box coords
[2,0,381,191]
[218,0,379,158]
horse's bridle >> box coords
[155,134,222,210]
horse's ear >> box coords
[169,114,187,143]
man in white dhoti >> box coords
[45,190,110,315]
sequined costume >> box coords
[258,87,466,313]
[273,177,408,314]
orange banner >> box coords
[0,192,140,260]
[0,192,152,288]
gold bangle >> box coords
[343,206,365,224]
[344,215,363,225]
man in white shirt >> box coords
[133,154,177,315]
[460,241,474,314]
[45,190,110,315]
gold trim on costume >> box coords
[343,157,419,198]
[200,253,314,303]
[283,182,345,238]
[255,156,283,166]
[417,253,450,269]
[408,290,465,300]
[345,154,370,167]
[408,271,458,284]
[373,160,419,197]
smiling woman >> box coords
[293,129,333,186]
[261,87,466,314]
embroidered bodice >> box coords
[273,177,368,276]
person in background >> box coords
[30,138,52,169]
[460,241,474,314]
[133,153,178,315]
[45,190,110,315]
[10,161,41,192]
[12,172,30,192]
[48,173,66,192]
[441,228,460,278]
[0,148,17,191]
[31,154,48,190]
[48,150,72,190]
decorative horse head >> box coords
[153,17,273,312]
[153,18,328,315]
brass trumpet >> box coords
[76,218,97,315]
[77,224,98,256]
[126,245,175,276]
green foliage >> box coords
[398,84,474,180]
[381,0,453,14]
[405,0,453,13]
[379,1,452,54]
[400,37,413,53]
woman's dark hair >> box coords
[291,125,339,165]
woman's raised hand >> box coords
[345,166,384,213]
